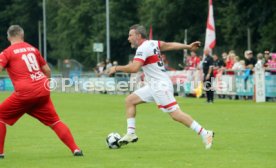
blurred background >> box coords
[0,0,275,70]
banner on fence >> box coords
[235,75,254,96]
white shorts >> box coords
[134,85,179,112]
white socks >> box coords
[190,120,207,137]
[127,119,206,137]
[127,118,136,134]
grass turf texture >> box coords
[0,92,275,168]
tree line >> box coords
[0,0,275,69]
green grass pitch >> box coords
[0,92,275,168]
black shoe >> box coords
[73,150,83,157]
[0,154,4,159]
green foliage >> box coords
[0,0,42,50]
[109,0,139,64]
[47,0,106,69]
[139,0,207,42]
[216,0,276,52]
[0,0,275,68]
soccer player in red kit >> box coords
[0,25,83,159]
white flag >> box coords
[204,0,216,51]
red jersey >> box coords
[0,42,49,99]
[186,56,200,70]
[267,60,276,72]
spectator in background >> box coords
[161,54,175,71]
[225,53,235,75]
[245,50,257,72]
[107,60,118,77]
[256,53,264,67]
[264,50,271,67]
[161,54,168,67]
[105,59,112,70]
[104,59,113,76]
[239,60,245,69]
[213,54,225,78]
[232,56,244,74]
[203,49,214,103]
[228,50,236,55]
[184,54,191,69]
[221,52,228,68]
[243,50,256,96]
[93,63,100,75]
[113,60,118,66]
[222,52,228,60]
[94,61,106,77]
[198,55,204,70]
[63,59,71,78]
[267,53,276,75]
[186,51,200,70]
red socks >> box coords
[0,122,6,154]
[0,121,80,155]
[51,121,80,153]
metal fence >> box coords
[0,70,275,101]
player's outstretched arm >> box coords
[159,41,201,52]
[109,61,143,76]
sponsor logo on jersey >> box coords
[136,51,143,57]
[30,71,45,81]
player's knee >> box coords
[169,112,179,121]
[125,96,133,106]
[169,110,182,122]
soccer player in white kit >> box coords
[109,24,214,149]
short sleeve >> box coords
[133,47,147,64]
[35,49,47,67]
[0,51,9,68]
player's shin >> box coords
[51,121,80,153]
[0,122,6,156]
[127,118,136,134]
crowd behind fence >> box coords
[0,69,275,102]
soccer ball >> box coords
[106,132,121,149]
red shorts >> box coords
[0,93,60,126]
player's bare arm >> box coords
[109,61,143,75]
[41,64,51,78]
[159,41,201,52]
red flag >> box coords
[204,0,216,50]
[149,25,153,40]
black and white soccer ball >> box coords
[106,132,121,149]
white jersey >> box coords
[133,40,172,85]
[133,40,178,113]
